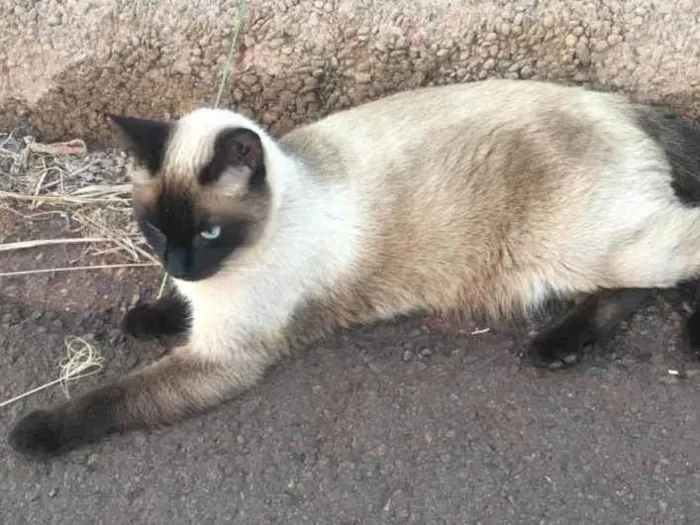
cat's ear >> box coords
[106,114,173,174]
[200,128,265,185]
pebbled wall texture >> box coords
[2,0,700,145]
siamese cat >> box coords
[9,78,700,458]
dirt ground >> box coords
[3,144,700,524]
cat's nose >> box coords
[164,244,192,280]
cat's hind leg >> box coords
[524,288,651,369]
[683,282,700,357]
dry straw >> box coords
[0,262,158,278]
[0,237,110,252]
[0,336,105,408]
[215,0,251,108]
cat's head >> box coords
[108,109,280,282]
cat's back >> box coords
[312,79,619,130]
[280,79,638,187]
[274,80,678,318]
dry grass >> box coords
[0,1,250,286]
[0,133,164,405]
[0,335,106,407]
[0,131,161,277]
[215,0,251,108]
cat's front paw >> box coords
[9,410,65,458]
[523,330,588,370]
[120,296,189,341]
[121,303,160,340]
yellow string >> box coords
[58,336,105,397]
[0,336,105,408]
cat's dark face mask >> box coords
[108,114,271,282]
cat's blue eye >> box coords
[200,225,221,240]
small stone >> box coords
[565,34,577,47]
[607,34,622,46]
[49,489,57,498]
[262,112,278,125]
[240,73,257,86]
[420,348,432,357]
[171,60,190,75]
[520,65,534,78]
[354,72,372,84]
[402,350,413,362]
[575,43,591,66]
[593,40,608,52]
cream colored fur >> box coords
[166,80,700,368]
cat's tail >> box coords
[634,104,700,206]
[8,349,262,458]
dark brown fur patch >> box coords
[525,288,651,368]
[107,115,172,174]
[198,127,266,186]
[131,153,272,280]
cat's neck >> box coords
[172,147,366,348]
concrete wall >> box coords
[2,0,699,145]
